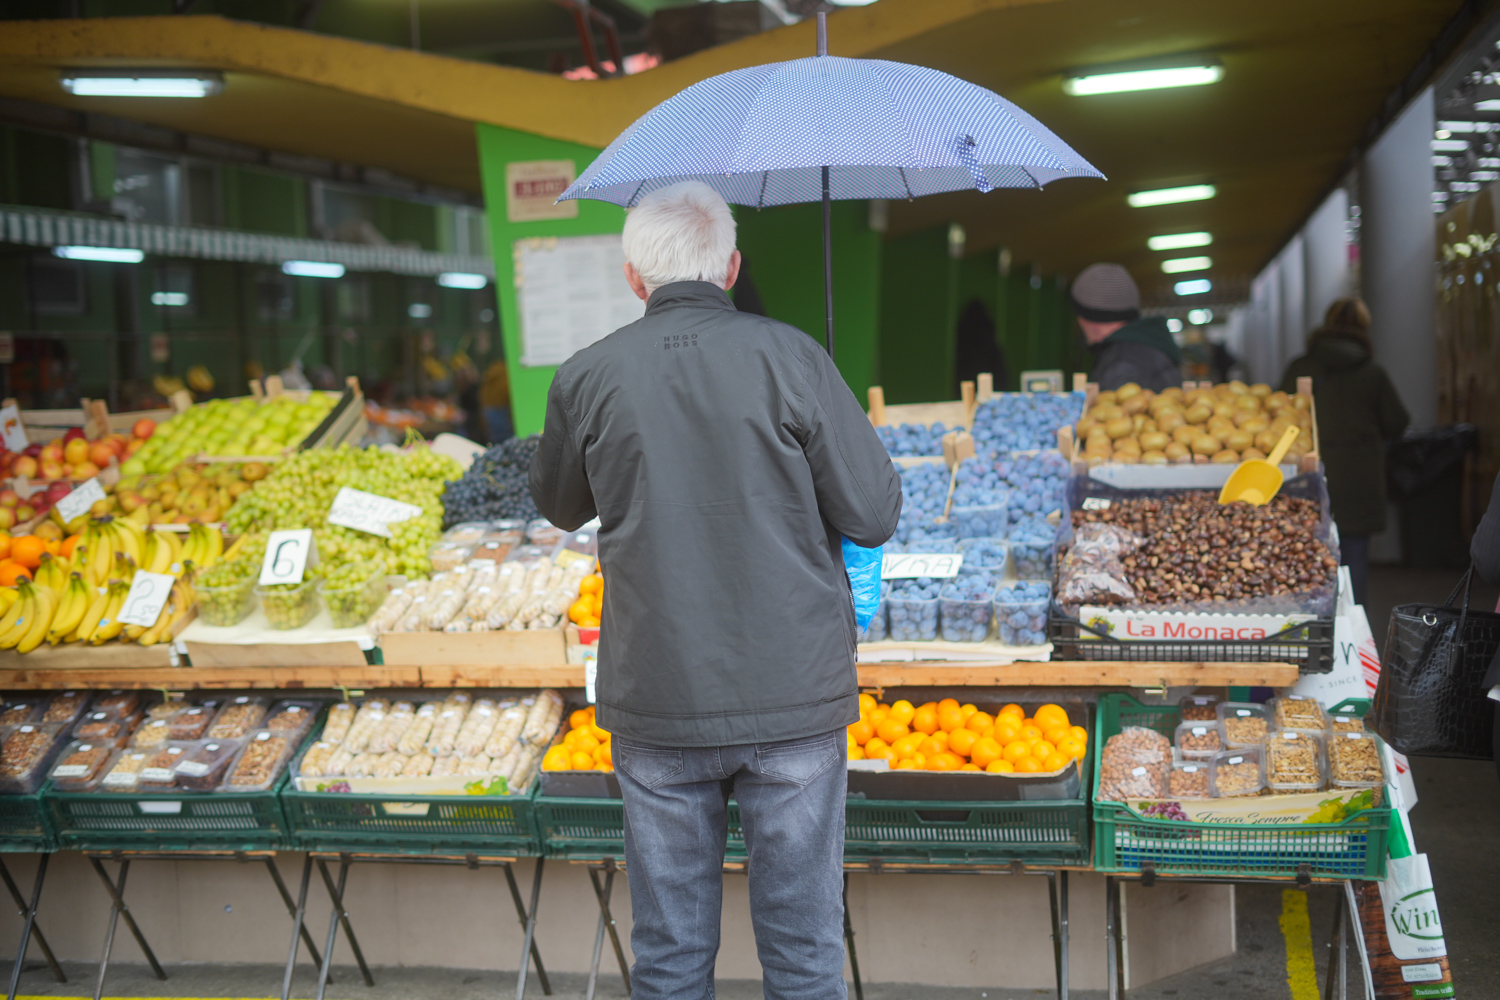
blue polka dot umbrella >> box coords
[558,15,1103,358]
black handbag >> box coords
[1372,566,1500,758]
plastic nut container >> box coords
[99,750,151,792]
[1329,713,1366,735]
[1175,721,1223,759]
[207,697,269,741]
[221,731,292,792]
[1328,732,1385,789]
[39,691,89,726]
[263,701,319,737]
[428,541,472,573]
[1168,760,1212,798]
[73,712,129,747]
[93,691,142,717]
[129,718,175,750]
[319,561,388,628]
[1097,727,1170,800]
[139,744,192,790]
[167,702,221,741]
[888,579,941,641]
[49,741,115,791]
[1178,694,1221,723]
[994,581,1050,646]
[0,699,43,728]
[442,522,492,546]
[952,500,1009,540]
[939,576,996,642]
[175,740,243,791]
[0,724,64,794]
[1209,749,1264,797]
[1217,702,1270,748]
[1265,730,1325,792]
[194,576,258,627]
[256,578,321,630]
[1272,695,1329,734]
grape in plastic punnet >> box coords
[1009,516,1058,579]
[876,421,948,457]
[957,537,1008,573]
[970,393,1085,458]
[888,578,941,641]
[995,450,1072,525]
[940,573,998,642]
[995,580,1051,646]
[894,462,952,544]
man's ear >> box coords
[624,262,650,302]
[723,250,742,291]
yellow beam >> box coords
[0,1,1062,149]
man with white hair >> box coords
[531,181,901,998]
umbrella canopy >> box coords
[558,55,1103,209]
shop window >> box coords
[111,149,182,225]
[337,277,371,322]
[152,265,197,317]
[256,272,296,321]
[27,257,86,317]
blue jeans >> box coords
[614,729,848,1000]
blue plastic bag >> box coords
[842,536,884,630]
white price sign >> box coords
[259,529,317,586]
[584,650,597,705]
[0,404,26,452]
[117,571,176,628]
[326,487,424,538]
[1082,497,1112,511]
[55,478,106,523]
[881,553,964,580]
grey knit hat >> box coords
[1070,263,1140,322]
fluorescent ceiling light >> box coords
[1174,279,1212,296]
[437,272,488,290]
[1476,100,1500,111]
[282,260,344,279]
[1128,184,1216,207]
[61,73,222,98]
[408,303,433,319]
[1148,231,1212,251]
[1433,156,1454,166]
[1472,170,1499,181]
[53,246,143,263]
[1165,318,1184,333]
[1064,63,1222,96]
[150,292,189,307]
[1432,140,1470,151]
[1438,120,1491,132]
[1161,256,1211,273]
[1187,308,1214,325]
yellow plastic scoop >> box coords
[1218,426,1301,506]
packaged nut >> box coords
[340,700,390,754]
[50,741,114,790]
[396,704,438,756]
[0,724,62,792]
[402,752,435,777]
[299,742,338,777]
[1210,749,1264,797]
[0,700,42,728]
[1217,702,1269,748]
[1272,695,1329,734]
[208,697,269,740]
[346,752,379,778]
[1328,732,1385,788]
[484,706,528,760]
[323,747,355,777]
[454,699,499,758]
[457,753,492,776]
[426,708,466,757]
[101,751,151,791]
[1174,722,1222,759]
[1329,714,1366,735]
[1168,761,1211,798]
[140,744,189,789]
[522,690,565,747]
[1178,694,1221,722]
[130,718,175,750]
[430,755,460,777]
[93,690,142,717]
[1097,727,1170,801]
[176,741,242,791]
[367,702,417,754]
[41,691,89,725]
[368,588,415,633]
[74,712,127,745]
[168,702,221,741]
[507,747,539,793]
[147,700,185,721]
[264,701,319,736]
[372,751,407,778]
[223,732,290,791]
[1265,730,1324,791]
[321,703,357,746]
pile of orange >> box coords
[847,696,1087,774]
[541,704,614,772]
[0,532,69,587]
[567,572,604,628]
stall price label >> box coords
[1082,497,1112,511]
[584,650,598,705]
[55,478,106,523]
[117,571,176,628]
[881,553,964,580]
[0,404,26,452]
[326,487,424,538]
[259,529,317,586]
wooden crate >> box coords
[378,628,566,667]
[193,376,364,464]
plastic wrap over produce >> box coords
[842,537,883,630]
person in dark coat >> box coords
[1470,470,1500,781]
[954,298,1007,394]
[1069,262,1183,391]
[530,181,901,1000]
[1280,298,1409,606]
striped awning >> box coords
[0,204,493,278]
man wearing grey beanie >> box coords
[1070,263,1183,391]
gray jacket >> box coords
[530,281,902,746]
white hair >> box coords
[622,181,737,294]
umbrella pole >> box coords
[817,12,834,359]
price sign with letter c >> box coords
[259,529,317,586]
[117,571,176,628]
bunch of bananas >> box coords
[178,523,224,571]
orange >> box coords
[0,534,9,560]
[904,752,927,769]
[43,539,59,557]
[573,731,601,753]
[1042,752,1070,773]
[1042,724,1071,747]
[937,697,960,712]
[864,743,895,762]
[590,723,611,744]
[927,752,963,771]
[594,744,613,767]
[894,758,922,770]
[959,763,981,771]
[10,537,44,571]
[1035,704,1070,728]
[997,703,1025,720]
[1069,726,1089,743]
[1015,757,1042,773]
[936,705,964,733]
[887,699,915,726]
[864,737,889,755]
[947,728,978,758]
[970,737,1002,769]
[858,693,877,715]
[848,719,874,745]
[877,703,892,713]
[1002,741,1033,764]
[595,762,615,772]
[875,719,909,743]
[986,760,1016,774]
[849,746,865,760]
[965,711,995,733]
[893,733,925,756]
[1019,724,1043,742]
[911,707,939,735]
[570,709,592,730]
[0,563,26,588]
[1030,740,1057,761]
[958,703,979,722]
[541,747,571,771]
[570,751,596,770]
[1056,736,1087,760]
[579,574,603,595]
[868,707,889,726]
[992,720,1021,744]
[918,735,947,758]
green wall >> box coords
[877,227,953,405]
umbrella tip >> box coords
[816,11,827,57]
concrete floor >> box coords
[3,566,1493,1000]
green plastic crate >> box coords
[0,793,55,852]
[843,796,1089,866]
[282,785,541,855]
[45,779,292,851]
[536,796,746,861]
[1092,694,1391,879]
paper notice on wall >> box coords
[514,235,646,368]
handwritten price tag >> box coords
[881,552,964,580]
[326,487,424,538]
[259,529,317,586]
[1081,497,1112,511]
[55,478,106,524]
[0,404,26,452]
[117,571,177,628]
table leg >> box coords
[1058,871,1070,1000]
[510,858,549,1000]
[586,860,628,997]
[280,855,313,1000]
[265,856,325,976]
[585,869,608,1000]
[1104,876,1121,1000]
[314,856,374,999]
[842,873,863,1000]
[3,854,64,999]
[1324,884,1347,1000]
[88,856,166,1000]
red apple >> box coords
[71,461,100,479]
[15,504,34,522]
[124,438,144,457]
[63,437,89,466]
[11,456,37,479]
[88,441,115,467]
[38,459,64,480]
[132,418,156,440]
[0,509,14,531]
[62,427,86,444]
[39,442,63,464]
[105,434,128,455]
[0,490,17,510]
[43,482,71,504]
